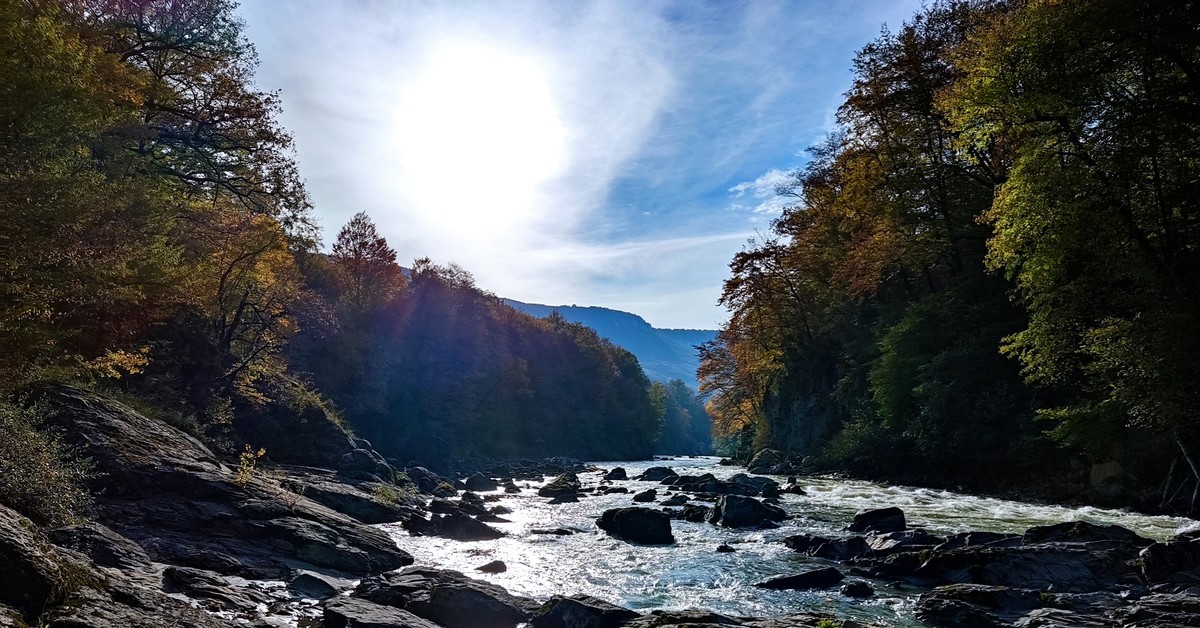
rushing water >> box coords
[381,457,1194,626]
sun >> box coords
[392,42,567,242]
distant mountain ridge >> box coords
[504,300,717,389]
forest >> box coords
[0,0,677,513]
[700,0,1200,511]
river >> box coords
[381,457,1194,626]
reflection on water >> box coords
[381,457,1192,626]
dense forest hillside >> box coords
[505,300,717,388]
[701,0,1200,511]
[0,0,666,522]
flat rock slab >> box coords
[324,596,442,628]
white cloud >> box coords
[728,168,795,217]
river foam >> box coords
[382,457,1192,626]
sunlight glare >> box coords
[393,42,567,242]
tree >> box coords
[329,212,405,317]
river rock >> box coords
[549,494,579,504]
[530,594,641,628]
[1138,538,1200,582]
[672,473,720,493]
[355,566,540,628]
[288,473,420,524]
[913,543,1137,591]
[866,529,945,554]
[289,571,344,599]
[465,472,500,492]
[915,584,1042,627]
[707,495,786,528]
[717,544,736,553]
[934,531,1022,552]
[755,567,844,590]
[661,494,689,507]
[324,596,443,628]
[604,486,629,494]
[338,448,394,481]
[1023,521,1153,548]
[840,581,874,598]
[638,467,678,482]
[633,489,658,503]
[604,467,628,481]
[597,508,675,544]
[783,534,872,561]
[746,449,783,474]
[476,560,507,574]
[847,506,906,533]
[34,384,412,578]
[726,473,781,498]
[675,504,712,522]
[539,472,581,498]
[426,511,504,541]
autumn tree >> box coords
[329,212,405,317]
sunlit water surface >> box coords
[381,457,1193,626]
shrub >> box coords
[0,400,93,526]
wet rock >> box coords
[1116,591,1200,626]
[633,489,658,503]
[548,494,580,504]
[675,504,712,523]
[465,472,500,492]
[426,511,504,542]
[530,594,641,628]
[638,467,678,482]
[531,528,574,536]
[476,560,507,574]
[539,472,581,498]
[783,534,872,561]
[407,466,457,497]
[755,567,844,590]
[781,482,807,495]
[718,458,737,466]
[866,529,945,554]
[324,596,442,628]
[840,581,874,598]
[603,487,629,494]
[289,474,419,524]
[355,566,540,628]
[725,473,781,498]
[604,467,628,481]
[716,544,736,553]
[847,506,906,534]
[660,494,689,507]
[707,495,786,528]
[597,508,675,545]
[672,473,720,494]
[1138,538,1200,582]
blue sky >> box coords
[238,0,923,329]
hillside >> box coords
[504,300,716,389]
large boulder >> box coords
[637,467,678,482]
[707,495,786,528]
[538,472,581,498]
[531,595,641,628]
[355,567,540,628]
[338,449,394,482]
[912,544,1137,592]
[596,508,675,545]
[464,473,500,492]
[915,584,1042,627]
[746,449,783,474]
[725,473,781,498]
[847,507,906,534]
[755,567,844,590]
[34,384,412,578]
[425,512,504,542]
[1138,538,1200,582]
[604,467,628,481]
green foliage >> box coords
[0,400,93,527]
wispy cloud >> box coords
[238,0,924,328]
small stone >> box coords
[716,544,736,553]
[476,560,507,573]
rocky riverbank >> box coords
[3,387,1199,627]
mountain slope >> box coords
[504,300,716,389]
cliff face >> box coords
[504,300,717,389]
